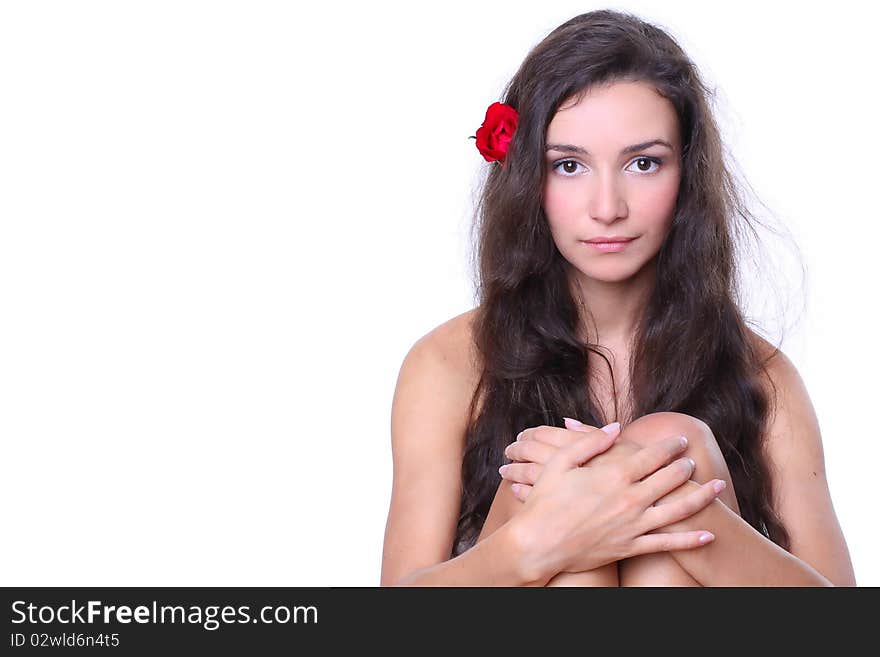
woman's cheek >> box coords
[630,175,680,228]
[542,182,572,220]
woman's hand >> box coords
[500,417,602,501]
[504,423,723,584]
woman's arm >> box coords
[382,316,561,586]
[650,482,833,586]
[382,323,529,586]
[396,519,539,586]
[652,349,855,586]
[396,523,543,586]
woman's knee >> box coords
[621,412,740,514]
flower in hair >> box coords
[470,101,518,166]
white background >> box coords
[1,1,877,586]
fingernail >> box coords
[698,532,715,544]
[712,479,726,494]
[687,458,696,470]
[563,417,584,429]
[601,422,620,435]
[679,436,688,448]
[499,464,509,475]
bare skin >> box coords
[477,331,738,586]
[543,81,682,350]
[479,85,853,585]
[479,411,740,586]
[382,305,855,586]
[490,344,856,585]
[382,79,855,587]
[381,308,720,586]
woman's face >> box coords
[542,80,682,285]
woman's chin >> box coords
[573,265,644,285]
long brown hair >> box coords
[454,9,792,557]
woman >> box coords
[380,9,855,586]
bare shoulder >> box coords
[746,328,783,369]
[744,328,826,486]
[381,307,482,585]
[745,328,803,413]
[394,305,482,442]
[422,306,482,386]
[744,329,856,584]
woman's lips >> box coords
[581,237,636,253]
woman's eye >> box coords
[625,156,662,174]
[551,156,662,177]
[552,160,586,176]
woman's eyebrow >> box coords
[545,139,674,155]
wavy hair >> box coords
[453,9,793,557]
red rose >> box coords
[473,102,518,165]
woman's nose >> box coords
[588,171,627,224]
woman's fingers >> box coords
[499,461,543,485]
[510,483,533,502]
[563,417,600,433]
[636,454,696,504]
[641,479,725,531]
[504,437,559,464]
[626,435,689,482]
[516,422,602,448]
[508,424,618,489]
[628,529,715,557]
[517,426,575,448]
[543,424,621,476]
